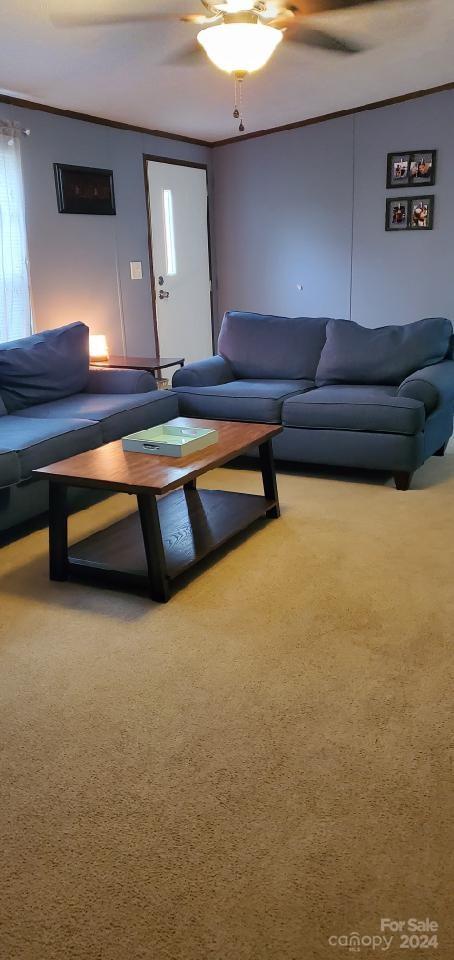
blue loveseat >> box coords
[0,322,178,533]
[173,312,454,489]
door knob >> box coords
[159,290,169,299]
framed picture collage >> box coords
[385,150,436,232]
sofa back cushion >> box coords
[315,317,452,387]
[0,322,90,412]
[218,311,331,380]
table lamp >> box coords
[89,334,109,363]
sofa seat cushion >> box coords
[15,390,179,443]
[0,416,103,478]
[282,385,426,436]
[0,449,20,487]
[173,379,314,423]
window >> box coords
[162,188,177,277]
[0,127,32,342]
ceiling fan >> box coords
[50,0,404,131]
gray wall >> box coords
[4,89,454,357]
[212,115,354,329]
[351,91,454,327]
[212,88,454,337]
[1,102,211,355]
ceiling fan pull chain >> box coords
[232,73,245,132]
[233,74,240,120]
[239,77,245,133]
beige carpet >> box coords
[1,448,453,960]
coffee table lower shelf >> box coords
[65,488,276,601]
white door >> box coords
[146,159,213,367]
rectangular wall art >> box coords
[385,195,435,232]
[54,164,116,215]
[386,151,436,189]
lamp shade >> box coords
[197,22,283,74]
[89,334,109,362]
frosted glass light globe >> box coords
[198,22,283,74]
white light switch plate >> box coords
[130,261,143,280]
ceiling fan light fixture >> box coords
[216,1,256,10]
[197,21,283,74]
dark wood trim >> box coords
[142,155,161,358]
[142,155,208,171]
[205,169,216,355]
[0,92,210,147]
[142,154,215,360]
[213,81,454,147]
[3,80,454,150]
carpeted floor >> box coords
[0,448,453,960]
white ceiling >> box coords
[0,0,453,142]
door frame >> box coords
[142,154,215,360]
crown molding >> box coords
[1,80,454,151]
[212,81,454,147]
[0,93,211,148]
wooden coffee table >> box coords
[35,418,282,603]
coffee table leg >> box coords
[259,440,280,518]
[137,493,170,603]
[49,481,68,581]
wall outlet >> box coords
[130,261,143,280]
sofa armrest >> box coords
[172,355,233,388]
[85,366,157,394]
[398,361,454,413]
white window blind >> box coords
[0,128,31,342]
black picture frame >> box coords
[54,163,116,215]
[409,195,435,230]
[386,195,434,231]
[385,197,409,231]
[386,150,436,188]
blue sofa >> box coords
[0,322,178,533]
[173,312,454,489]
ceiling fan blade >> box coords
[284,0,385,12]
[268,1,390,29]
[49,1,205,28]
[51,12,176,27]
[266,11,296,28]
[285,24,365,52]
[180,14,216,23]
[163,41,206,65]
